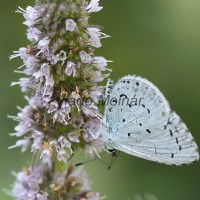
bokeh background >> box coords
[1,0,200,199]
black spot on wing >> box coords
[146,129,151,133]
[169,130,173,137]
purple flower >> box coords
[68,129,80,143]
[16,6,39,27]
[61,101,71,115]
[58,135,71,149]
[82,103,99,117]
[27,27,42,42]
[47,101,58,113]
[83,118,101,142]
[9,139,30,153]
[65,19,77,32]
[86,0,103,13]
[37,36,50,55]
[79,51,92,64]
[92,56,112,71]
[33,63,51,79]
[65,61,76,76]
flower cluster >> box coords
[10,163,101,200]
[10,0,111,163]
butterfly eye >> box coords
[107,148,115,153]
[107,148,118,158]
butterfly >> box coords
[99,75,199,165]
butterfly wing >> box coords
[102,75,199,165]
[111,111,199,165]
[103,75,170,133]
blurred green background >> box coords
[1,0,200,199]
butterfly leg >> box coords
[107,148,120,170]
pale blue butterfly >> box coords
[99,75,199,165]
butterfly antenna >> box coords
[75,153,110,167]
